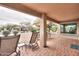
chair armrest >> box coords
[18,43,25,47]
[10,52,17,56]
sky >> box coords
[0,6,37,25]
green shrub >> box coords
[13,30,19,36]
[2,30,10,37]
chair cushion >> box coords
[70,44,79,50]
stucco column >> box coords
[40,13,47,47]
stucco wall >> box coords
[60,21,79,35]
[77,20,79,34]
[50,21,79,39]
[52,21,79,35]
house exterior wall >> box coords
[48,21,79,39]
[60,21,79,35]
[77,20,79,35]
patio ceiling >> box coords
[0,3,79,23]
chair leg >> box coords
[32,43,39,51]
[16,50,20,56]
[36,42,39,48]
[16,47,21,56]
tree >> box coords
[47,22,52,32]
[47,21,58,32]
[32,18,41,32]
[12,24,20,31]
[5,24,13,31]
[0,25,5,31]
[0,24,20,33]
[33,18,40,28]
[20,22,31,32]
[50,24,58,32]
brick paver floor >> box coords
[19,33,79,56]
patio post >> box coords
[40,13,48,47]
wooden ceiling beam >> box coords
[60,18,79,23]
[0,3,41,17]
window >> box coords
[60,23,77,34]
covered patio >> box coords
[19,33,79,56]
[0,3,79,56]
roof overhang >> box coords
[0,3,79,23]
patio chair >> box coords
[26,32,39,50]
[0,35,20,56]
